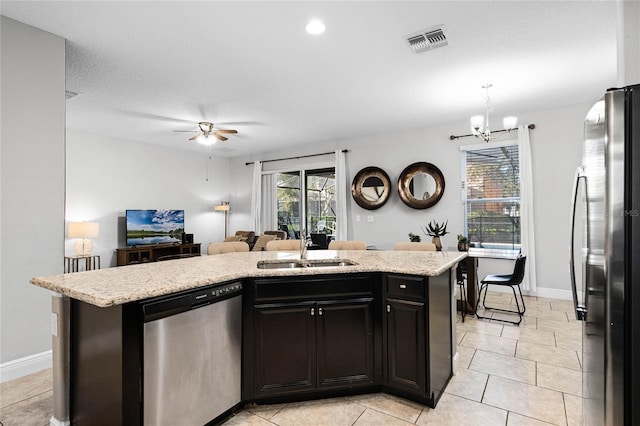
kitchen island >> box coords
[31,249,466,425]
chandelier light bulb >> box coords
[470,115,484,133]
[503,116,518,130]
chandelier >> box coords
[450,83,519,142]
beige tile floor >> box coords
[0,292,583,426]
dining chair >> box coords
[265,239,301,251]
[393,242,436,251]
[475,255,527,325]
[251,234,278,251]
[328,240,366,250]
[207,241,250,255]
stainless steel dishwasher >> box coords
[142,281,242,426]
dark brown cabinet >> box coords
[383,273,453,407]
[254,303,317,395]
[317,299,374,389]
[386,298,426,394]
[116,243,201,266]
[244,275,380,402]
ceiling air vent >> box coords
[405,26,448,54]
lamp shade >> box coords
[68,222,100,238]
[470,115,484,132]
[214,203,230,212]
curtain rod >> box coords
[449,124,535,141]
[245,149,349,166]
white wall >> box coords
[1,17,66,364]
[229,101,592,296]
[65,130,232,266]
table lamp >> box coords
[68,222,100,256]
[214,202,230,237]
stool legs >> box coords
[475,283,526,325]
[458,280,467,322]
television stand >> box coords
[116,243,201,266]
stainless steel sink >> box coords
[256,259,358,270]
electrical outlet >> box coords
[367,215,374,223]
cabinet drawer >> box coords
[254,275,374,302]
[386,275,424,300]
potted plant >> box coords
[422,220,449,251]
[457,234,469,251]
[408,232,421,242]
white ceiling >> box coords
[2,1,617,157]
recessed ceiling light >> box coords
[306,20,326,35]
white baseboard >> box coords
[530,287,576,301]
[0,350,52,383]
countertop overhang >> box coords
[31,250,467,307]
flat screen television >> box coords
[126,209,184,246]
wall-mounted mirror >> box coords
[398,162,445,209]
[351,166,391,210]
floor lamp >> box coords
[214,202,230,238]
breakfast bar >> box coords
[31,249,466,425]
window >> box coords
[462,143,521,251]
[276,167,335,238]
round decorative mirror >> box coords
[351,166,392,210]
[397,162,445,209]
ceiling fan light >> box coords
[198,134,216,146]
[503,116,518,130]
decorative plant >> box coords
[457,233,469,251]
[422,220,449,238]
[408,232,421,242]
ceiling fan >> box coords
[174,121,238,145]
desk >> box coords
[65,255,100,273]
[458,248,519,313]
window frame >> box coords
[460,139,522,253]
[264,159,336,237]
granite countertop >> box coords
[31,250,467,307]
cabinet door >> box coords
[317,299,374,389]
[386,298,426,396]
[254,304,316,396]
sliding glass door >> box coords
[275,167,335,239]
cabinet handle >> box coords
[387,305,391,313]
[319,307,323,316]
[399,284,407,289]
[311,308,315,316]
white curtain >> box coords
[335,150,348,240]
[261,173,276,231]
[518,125,537,292]
[250,161,262,234]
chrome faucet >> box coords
[300,229,309,260]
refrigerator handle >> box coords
[569,166,587,321]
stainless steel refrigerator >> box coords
[570,84,640,426]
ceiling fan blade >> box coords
[188,134,200,141]
[174,129,198,133]
[215,129,238,134]
[214,133,228,142]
